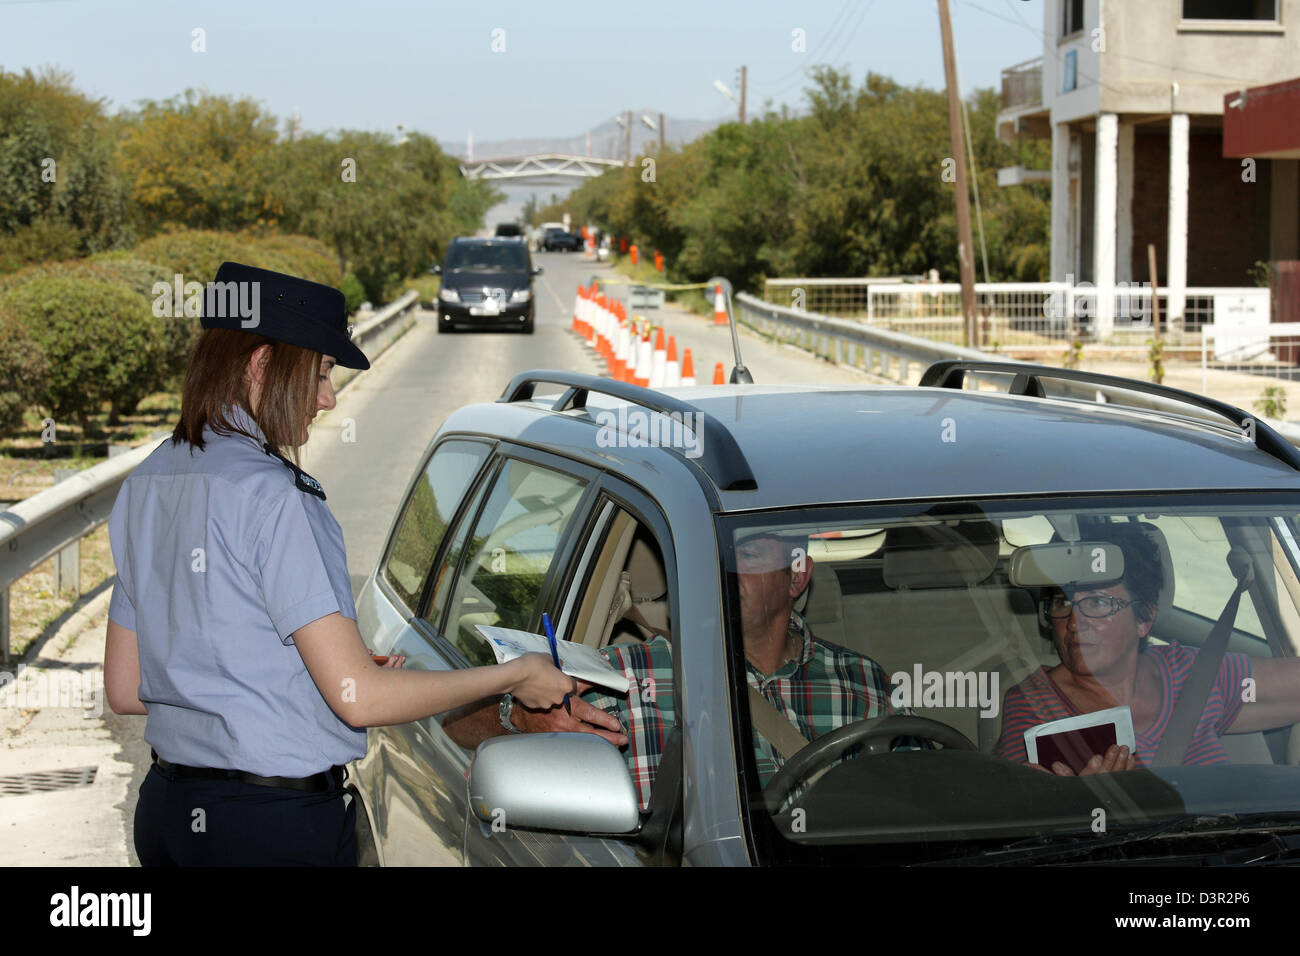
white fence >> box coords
[763,279,1272,350]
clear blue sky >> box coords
[0,0,1045,146]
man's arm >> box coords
[441,685,628,750]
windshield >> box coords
[445,242,529,273]
[720,494,1300,864]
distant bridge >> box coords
[458,153,626,186]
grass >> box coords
[401,275,441,309]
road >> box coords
[0,248,879,865]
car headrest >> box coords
[626,535,667,600]
[882,520,1001,589]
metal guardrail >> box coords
[0,290,420,663]
[735,292,993,383]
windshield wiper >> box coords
[919,813,1300,866]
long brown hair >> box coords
[172,328,320,464]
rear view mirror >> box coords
[1008,542,1125,588]
[469,733,640,834]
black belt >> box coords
[151,750,344,793]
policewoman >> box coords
[104,262,574,866]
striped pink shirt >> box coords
[995,642,1253,767]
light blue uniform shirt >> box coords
[107,403,364,777]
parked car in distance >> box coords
[347,361,1300,865]
[541,227,581,252]
[432,237,540,334]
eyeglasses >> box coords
[1043,594,1137,620]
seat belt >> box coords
[1152,549,1255,768]
[746,685,811,761]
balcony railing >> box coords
[1001,57,1043,111]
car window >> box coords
[445,242,528,272]
[442,458,588,666]
[382,439,491,612]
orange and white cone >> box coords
[713,284,728,325]
[572,286,582,335]
[713,362,725,385]
[664,336,681,387]
[625,325,642,384]
[649,327,667,388]
[680,349,696,387]
[635,329,653,387]
[612,321,629,381]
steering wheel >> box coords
[762,715,976,812]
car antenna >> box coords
[709,276,754,384]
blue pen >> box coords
[541,612,571,715]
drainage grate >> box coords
[0,766,98,797]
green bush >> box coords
[0,305,49,435]
[341,273,366,313]
[1,277,166,432]
[0,219,83,275]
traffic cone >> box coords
[612,321,629,381]
[572,286,583,335]
[713,284,728,325]
[625,325,641,384]
[713,362,725,385]
[636,329,652,387]
[664,336,681,387]
[649,327,667,388]
[680,349,696,387]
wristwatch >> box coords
[499,694,522,733]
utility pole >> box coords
[625,110,632,166]
[938,0,978,348]
[739,65,747,123]
[659,112,665,151]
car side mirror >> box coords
[469,733,640,834]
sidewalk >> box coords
[0,586,136,865]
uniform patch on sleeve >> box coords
[262,442,327,500]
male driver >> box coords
[445,529,907,809]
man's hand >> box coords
[513,680,629,748]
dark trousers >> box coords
[135,763,357,866]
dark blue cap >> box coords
[200,261,370,370]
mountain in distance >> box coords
[441,111,726,161]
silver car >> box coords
[347,361,1300,865]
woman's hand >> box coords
[1027,744,1136,776]
[506,652,579,709]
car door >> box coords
[462,474,684,866]
[358,436,496,865]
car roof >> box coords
[445,377,1300,514]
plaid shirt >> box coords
[585,610,901,810]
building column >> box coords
[1094,113,1119,339]
[1051,122,1072,282]
[1167,113,1190,328]
[1116,120,1135,284]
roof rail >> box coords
[920,360,1300,472]
[497,371,758,491]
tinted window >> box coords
[382,439,490,611]
[445,242,529,272]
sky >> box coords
[0,0,1046,149]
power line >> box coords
[751,0,857,90]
